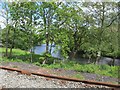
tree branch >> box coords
[106,12,120,28]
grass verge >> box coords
[0,47,119,78]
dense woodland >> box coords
[0,2,120,65]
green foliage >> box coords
[0,47,29,55]
[0,2,119,80]
[33,62,41,66]
[44,62,119,78]
[1,2,119,59]
[0,47,119,78]
[39,52,55,64]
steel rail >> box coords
[0,66,120,88]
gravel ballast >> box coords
[0,69,110,88]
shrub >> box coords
[33,62,41,66]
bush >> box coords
[99,64,110,70]
[39,52,56,64]
[33,62,41,66]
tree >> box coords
[1,1,119,65]
[82,2,118,64]
[0,2,10,57]
[9,2,40,61]
[38,2,61,64]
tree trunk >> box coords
[70,50,77,60]
[46,36,49,54]
[95,3,105,64]
[87,55,91,63]
[30,10,33,63]
[4,3,9,58]
[44,32,49,64]
[9,28,15,57]
[43,9,48,65]
[30,46,33,63]
[112,57,115,66]
[95,56,100,64]
[118,2,120,84]
[71,30,78,60]
[45,32,49,64]
[5,22,10,57]
[5,27,10,57]
[49,42,53,54]
[42,59,46,65]
[53,59,56,64]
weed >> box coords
[12,66,18,68]
[0,47,119,78]
[72,74,84,80]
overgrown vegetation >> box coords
[0,2,119,65]
[0,2,119,82]
[0,47,60,64]
[0,48,119,78]
[42,62,118,78]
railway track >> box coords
[0,66,120,89]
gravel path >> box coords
[0,69,110,88]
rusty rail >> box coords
[0,66,120,88]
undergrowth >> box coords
[0,47,119,78]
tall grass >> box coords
[0,47,119,78]
[43,61,119,78]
